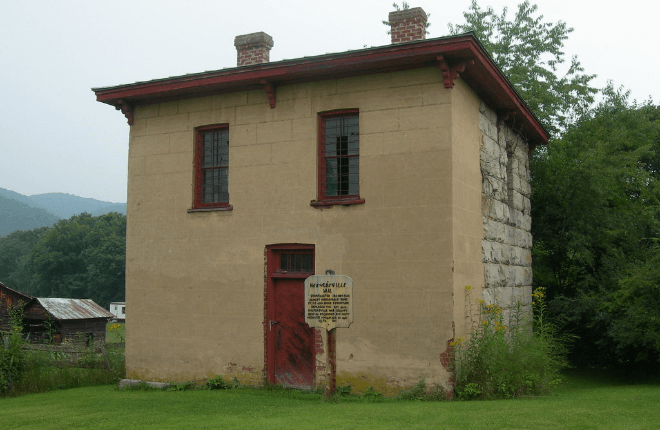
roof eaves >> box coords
[92,34,465,93]
[37,298,114,320]
[0,281,34,301]
[92,33,548,146]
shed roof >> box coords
[92,33,549,149]
[0,281,34,301]
[37,298,114,320]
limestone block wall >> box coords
[479,102,533,316]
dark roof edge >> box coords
[93,33,549,147]
[92,33,466,92]
[0,281,34,301]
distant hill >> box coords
[0,194,60,236]
[0,188,49,210]
[0,188,126,237]
[89,203,127,217]
[28,192,126,219]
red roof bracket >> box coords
[497,110,515,130]
[115,100,134,125]
[437,55,474,89]
[261,79,276,108]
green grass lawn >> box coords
[1,370,658,429]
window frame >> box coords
[311,109,365,208]
[191,124,233,211]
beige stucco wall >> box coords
[449,81,487,340]
[124,67,485,392]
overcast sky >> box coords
[1,0,658,204]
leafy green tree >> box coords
[83,213,126,308]
[531,85,660,367]
[449,1,597,136]
[450,1,660,370]
[0,227,50,292]
[30,213,95,298]
[29,213,126,308]
[606,249,660,363]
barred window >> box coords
[193,125,232,210]
[312,110,365,207]
[279,253,314,273]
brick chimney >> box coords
[388,7,427,44]
[234,32,274,66]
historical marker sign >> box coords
[305,275,353,330]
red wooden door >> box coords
[265,245,315,389]
[271,278,314,387]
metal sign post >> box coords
[304,274,353,396]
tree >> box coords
[449,1,597,136]
[29,213,126,308]
[450,1,660,370]
[531,85,660,367]
[83,213,126,308]
[0,227,50,290]
[30,213,96,298]
[605,249,660,364]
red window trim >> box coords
[192,124,233,211]
[311,109,364,208]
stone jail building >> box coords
[93,7,547,394]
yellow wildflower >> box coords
[449,337,465,347]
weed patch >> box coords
[453,286,570,400]
[205,375,227,390]
[10,343,125,396]
[120,381,167,391]
[361,386,383,401]
[396,378,446,401]
[337,383,352,396]
[1,309,125,397]
[0,305,27,394]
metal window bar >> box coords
[325,115,359,197]
[279,254,313,272]
[201,130,229,203]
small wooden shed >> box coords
[22,298,114,345]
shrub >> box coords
[0,306,27,395]
[337,383,352,397]
[205,375,229,390]
[453,286,569,400]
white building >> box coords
[109,302,126,321]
